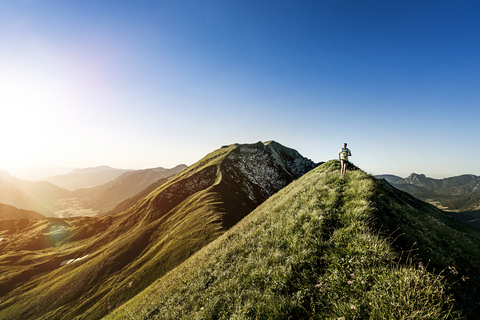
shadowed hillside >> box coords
[106,161,480,320]
[0,141,316,320]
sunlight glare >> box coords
[0,63,72,169]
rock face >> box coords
[220,141,317,216]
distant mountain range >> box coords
[377,173,480,202]
[377,173,480,228]
[70,165,188,216]
[0,171,71,215]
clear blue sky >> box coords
[0,1,479,178]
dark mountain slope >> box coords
[0,141,316,320]
[0,203,46,220]
[107,161,480,320]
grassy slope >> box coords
[0,142,311,320]
[0,146,232,320]
[106,161,480,320]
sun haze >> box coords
[1,1,479,178]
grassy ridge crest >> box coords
[107,161,476,319]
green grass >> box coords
[106,161,468,320]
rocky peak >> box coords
[221,141,317,205]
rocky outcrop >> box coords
[221,141,316,203]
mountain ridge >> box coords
[0,141,317,320]
[106,161,480,319]
[4,145,480,319]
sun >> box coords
[0,63,70,169]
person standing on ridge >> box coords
[339,143,351,176]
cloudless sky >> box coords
[0,0,479,179]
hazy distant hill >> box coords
[0,171,71,216]
[72,165,188,216]
[4,167,75,180]
[0,165,187,219]
[0,203,46,220]
[97,176,171,217]
[0,141,317,320]
[41,166,131,191]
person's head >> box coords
[343,143,347,148]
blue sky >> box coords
[0,1,479,178]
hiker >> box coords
[338,143,351,176]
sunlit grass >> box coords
[106,161,464,319]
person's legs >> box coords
[341,160,348,176]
